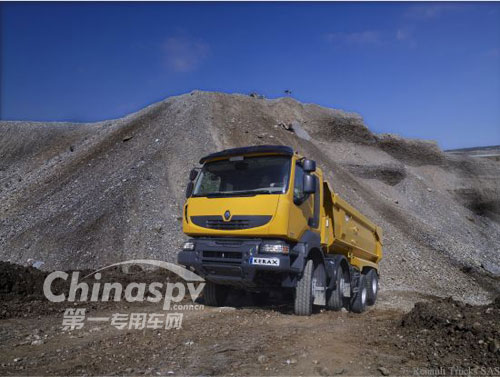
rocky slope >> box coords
[1,91,499,305]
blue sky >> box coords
[1,2,499,149]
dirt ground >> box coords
[0,263,499,376]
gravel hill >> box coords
[1,91,499,306]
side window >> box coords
[293,163,305,203]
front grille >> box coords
[203,251,242,259]
[215,239,244,246]
[202,250,243,265]
[191,215,271,230]
[206,219,249,230]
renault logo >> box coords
[224,210,231,221]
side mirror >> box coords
[186,181,194,198]
[303,159,316,172]
[189,169,198,181]
[303,174,316,194]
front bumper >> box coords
[178,238,300,288]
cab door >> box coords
[288,161,316,240]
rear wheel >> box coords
[350,274,368,313]
[365,269,378,306]
[326,263,345,311]
[294,259,314,316]
[203,281,229,307]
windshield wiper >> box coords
[205,191,260,198]
[201,188,282,198]
[204,192,245,198]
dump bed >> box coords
[321,182,382,271]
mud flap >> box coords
[313,285,326,305]
[312,263,326,306]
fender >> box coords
[325,254,351,290]
[282,231,322,288]
[290,230,323,274]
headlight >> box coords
[260,243,289,254]
[183,241,195,251]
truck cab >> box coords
[178,145,382,315]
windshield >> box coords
[193,155,291,197]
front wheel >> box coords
[294,259,314,316]
[203,281,229,306]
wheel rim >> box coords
[361,286,367,304]
[372,277,377,295]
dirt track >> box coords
[1,294,499,376]
[0,294,422,376]
[0,263,499,376]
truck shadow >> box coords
[200,289,325,315]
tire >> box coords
[365,269,378,306]
[350,274,368,313]
[294,259,314,316]
[203,281,228,307]
[326,263,345,311]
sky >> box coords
[1,2,499,149]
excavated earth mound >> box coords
[400,297,500,368]
[0,261,181,320]
[1,91,499,309]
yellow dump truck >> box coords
[178,145,382,315]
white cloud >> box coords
[404,4,460,20]
[325,30,381,46]
[395,28,417,48]
[396,29,409,41]
[485,48,500,58]
[163,36,209,73]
